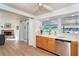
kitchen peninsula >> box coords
[36,34,78,56]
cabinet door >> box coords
[47,38,56,53]
[36,36,48,50]
[41,37,48,50]
[36,36,42,47]
[71,41,78,56]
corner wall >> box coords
[28,19,42,47]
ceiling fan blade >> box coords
[33,6,41,14]
[43,4,53,11]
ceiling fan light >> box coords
[39,3,42,6]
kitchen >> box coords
[0,3,78,56]
[34,4,79,56]
[36,15,78,56]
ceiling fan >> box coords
[33,3,52,14]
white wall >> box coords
[28,19,35,47]
[19,21,24,41]
[28,19,42,47]
[0,10,25,40]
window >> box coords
[41,18,57,35]
[61,15,79,34]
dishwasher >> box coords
[55,40,71,56]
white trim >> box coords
[0,4,35,18]
[36,4,79,19]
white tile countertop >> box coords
[37,34,77,42]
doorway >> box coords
[19,20,29,45]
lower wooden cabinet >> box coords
[36,36,56,53]
[36,36,42,47]
[36,36,78,56]
[47,38,56,53]
[41,37,48,50]
[71,41,78,56]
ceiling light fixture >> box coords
[38,3,42,6]
[72,14,75,16]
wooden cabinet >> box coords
[36,36,78,56]
[41,37,48,50]
[36,36,56,53]
[36,36,48,49]
[48,38,56,53]
[36,36,42,47]
[71,41,78,56]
